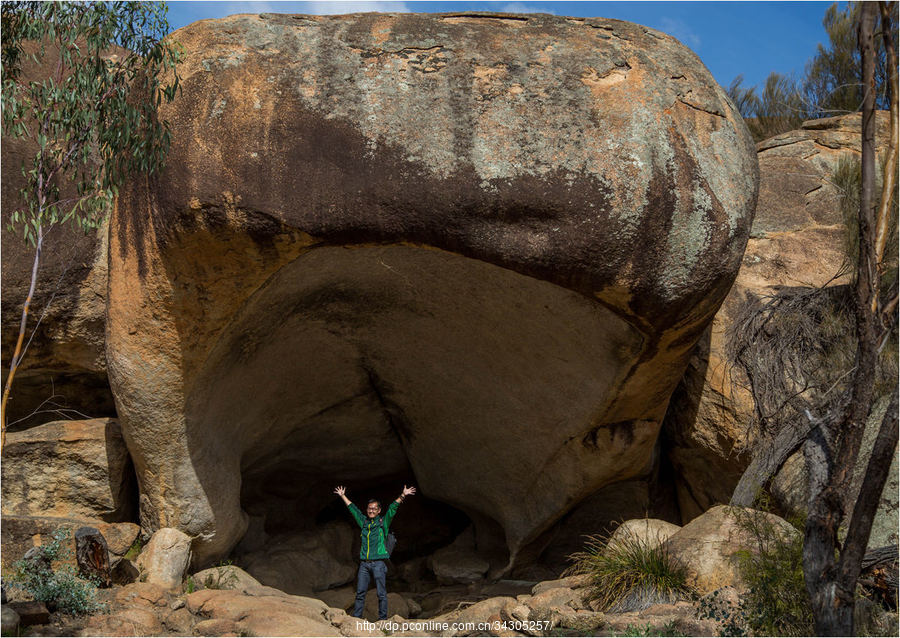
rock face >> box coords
[1,419,135,522]
[663,112,897,521]
[106,11,757,571]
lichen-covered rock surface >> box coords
[106,11,757,569]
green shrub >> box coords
[566,526,693,612]
[7,527,106,616]
[732,508,813,636]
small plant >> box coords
[732,508,813,636]
[6,527,106,616]
[184,576,196,594]
[566,525,693,613]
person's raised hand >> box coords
[334,486,346,497]
[402,485,416,497]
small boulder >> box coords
[163,606,194,634]
[526,586,584,614]
[663,505,799,594]
[606,519,682,553]
[7,601,49,626]
[363,591,409,621]
[135,528,192,592]
[194,618,239,636]
[429,528,490,584]
[531,574,590,596]
[192,564,264,594]
[114,581,169,607]
[1,605,20,634]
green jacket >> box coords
[348,501,399,561]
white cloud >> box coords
[303,1,411,13]
[656,17,701,49]
[499,2,556,15]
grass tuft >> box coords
[565,525,693,613]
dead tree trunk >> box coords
[802,3,899,635]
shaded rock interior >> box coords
[182,243,651,591]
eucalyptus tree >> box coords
[1,1,181,448]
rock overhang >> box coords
[107,11,758,571]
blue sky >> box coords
[165,1,834,90]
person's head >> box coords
[366,499,381,519]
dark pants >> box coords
[352,560,388,620]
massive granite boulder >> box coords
[663,112,897,523]
[106,12,757,569]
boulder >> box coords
[0,606,19,634]
[114,581,170,608]
[106,11,757,570]
[433,596,517,635]
[237,522,357,594]
[191,564,266,594]
[185,589,340,636]
[0,419,135,522]
[316,585,356,612]
[531,575,590,596]
[429,527,491,584]
[663,112,894,521]
[135,528,192,592]
[363,592,410,621]
[162,606,195,634]
[663,505,798,594]
[525,586,584,614]
[606,518,682,552]
[6,601,49,626]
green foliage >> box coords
[6,527,107,616]
[831,154,899,295]
[804,2,898,115]
[726,74,757,119]
[731,509,813,636]
[184,575,196,594]
[0,0,181,244]
[727,72,806,142]
[566,526,693,613]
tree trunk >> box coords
[803,4,898,635]
[730,420,815,507]
[1,222,43,452]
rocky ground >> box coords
[3,573,723,637]
[3,506,897,637]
